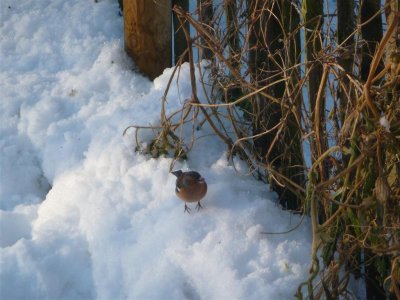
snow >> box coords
[379,116,390,133]
[1,0,312,299]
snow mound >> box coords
[0,0,311,298]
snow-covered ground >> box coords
[0,0,312,299]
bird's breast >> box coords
[176,181,207,203]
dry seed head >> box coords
[390,51,400,65]
[375,176,390,204]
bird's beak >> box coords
[171,170,182,177]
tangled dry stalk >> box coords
[126,2,399,298]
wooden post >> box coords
[197,0,214,60]
[123,0,172,80]
[360,0,383,81]
[172,0,189,63]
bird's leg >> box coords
[184,203,191,213]
[196,201,203,211]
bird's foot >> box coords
[184,204,191,214]
[196,202,203,211]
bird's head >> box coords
[171,170,183,178]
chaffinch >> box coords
[171,170,207,213]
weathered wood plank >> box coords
[123,0,172,80]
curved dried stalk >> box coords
[127,2,399,298]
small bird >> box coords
[171,170,207,213]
